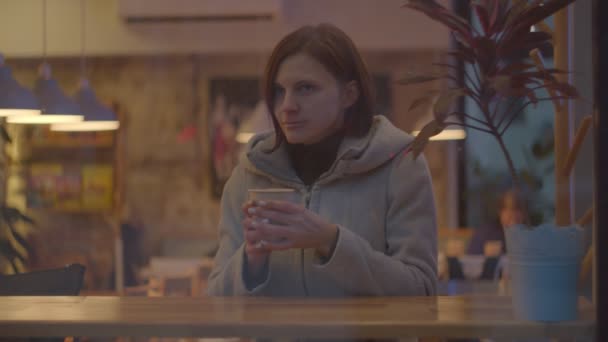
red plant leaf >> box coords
[404,0,473,44]
[409,120,446,159]
[541,68,570,75]
[503,0,575,49]
[453,31,472,49]
[398,73,446,85]
[504,0,529,28]
[408,94,437,112]
[443,50,475,64]
[509,74,545,88]
[486,0,502,35]
[488,1,512,37]
[433,88,466,122]
[473,4,490,34]
[496,62,536,76]
[513,0,577,34]
[526,90,539,106]
[473,37,498,74]
[499,31,552,59]
[549,82,580,98]
[489,75,512,94]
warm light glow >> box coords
[50,121,120,131]
[236,132,255,144]
[0,108,41,117]
[7,114,84,124]
[412,128,467,141]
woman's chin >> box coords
[284,133,309,144]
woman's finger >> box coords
[244,228,262,242]
[263,238,293,251]
[250,207,295,226]
[254,219,293,240]
[245,242,269,254]
[241,200,256,217]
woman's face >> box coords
[273,53,358,144]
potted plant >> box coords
[0,124,35,274]
[401,0,590,321]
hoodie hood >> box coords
[242,115,414,186]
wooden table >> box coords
[437,280,503,295]
[0,296,595,340]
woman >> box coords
[207,23,437,297]
[467,187,528,255]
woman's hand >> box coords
[241,201,270,278]
[243,200,339,259]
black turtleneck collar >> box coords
[285,130,344,186]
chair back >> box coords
[0,264,85,296]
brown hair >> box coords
[499,188,529,213]
[262,23,375,148]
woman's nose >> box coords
[278,92,298,112]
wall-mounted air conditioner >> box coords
[118,0,283,23]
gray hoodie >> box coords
[207,115,438,298]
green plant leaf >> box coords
[1,207,21,224]
[0,238,26,264]
[0,125,11,144]
[0,206,35,226]
[5,217,32,254]
[18,212,35,225]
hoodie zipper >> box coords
[300,184,313,296]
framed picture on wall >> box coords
[208,78,260,198]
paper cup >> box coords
[247,188,298,249]
[247,188,299,203]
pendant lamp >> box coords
[0,54,41,118]
[51,0,118,132]
[8,0,83,125]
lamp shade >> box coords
[51,80,119,131]
[0,56,41,117]
[7,64,83,124]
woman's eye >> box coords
[296,83,316,94]
[274,86,285,98]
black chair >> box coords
[446,256,466,280]
[479,256,501,280]
[0,263,85,296]
[0,264,86,342]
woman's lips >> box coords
[282,121,305,129]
